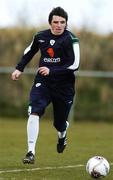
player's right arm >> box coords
[11,34,39,80]
[15,34,39,72]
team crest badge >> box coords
[50,39,55,46]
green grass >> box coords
[0,118,113,180]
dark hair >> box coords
[48,7,68,24]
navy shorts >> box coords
[29,80,75,132]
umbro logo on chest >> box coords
[38,40,45,43]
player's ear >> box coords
[65,23,68,29]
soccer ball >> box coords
[86,156,110,178]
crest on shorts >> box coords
[35,83,41,87]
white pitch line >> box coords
[0,163,112,174]
[0,164,84,174]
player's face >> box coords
[50,15,67,35]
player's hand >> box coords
[11,69,22,80]
[38,66,50,76]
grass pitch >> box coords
[0,118,113,180]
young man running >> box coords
[11,6,80,164]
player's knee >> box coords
[53,121,66,132]
[28,105,40,116]
[31,112,39,116]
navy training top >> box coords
[16,29,80,84]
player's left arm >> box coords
[49,34,80,75]
[67,36,80,71]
